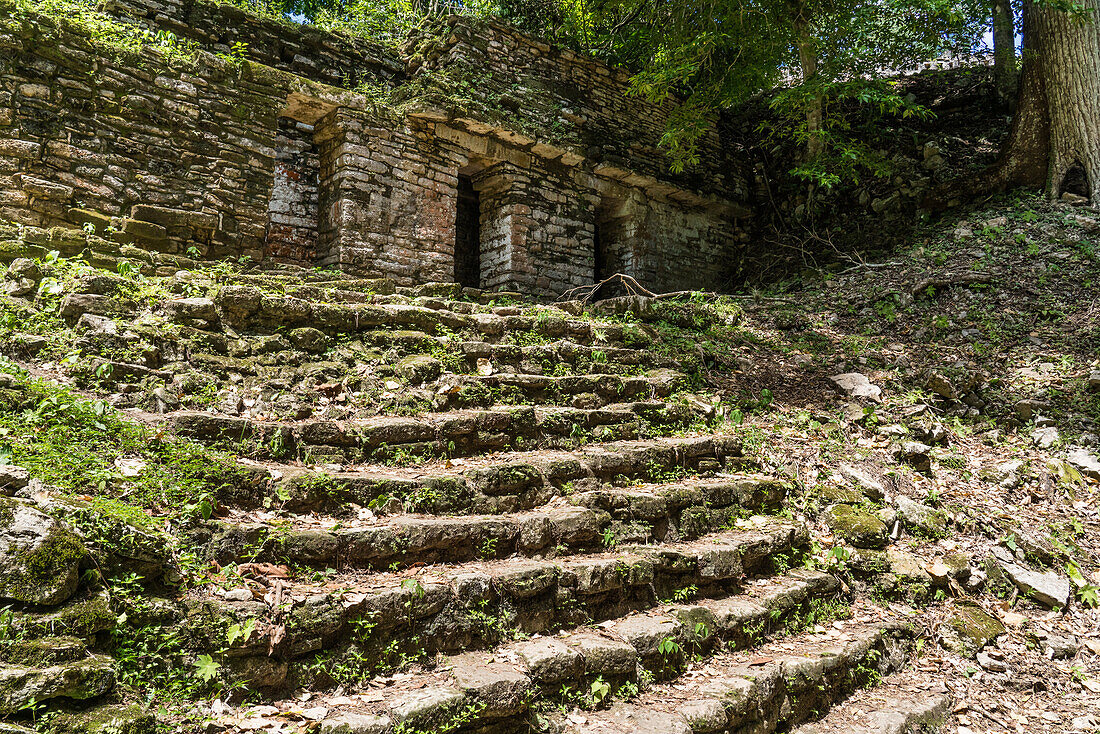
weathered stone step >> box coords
[199,476,786,570]
[213,286,635,348]
[192,519,808,684]
[167,401,699,462]
[283,570,839,734]
[222,434,747,512]
[558,616,914,734]
[464,368,688,406]
[0,655,116,714]
[141,327,667,379]
[459,339,673,372]
[505,569,840,689]
[791,671,951,734]
[0,636,89,667]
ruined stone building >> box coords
[0,0,752,299]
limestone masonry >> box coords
[0,0,753,299]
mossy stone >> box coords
[16,593,117,637]
[288,326,334,353]
[941,601,1005,657]
[825,503,888,549]
[815,484,864,504]
[0,636,86,666]
[396,354,443,384]
[0,655,115,714]
[47,704,155,734]
[0,498,87,605]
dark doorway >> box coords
[455,174,481,288]
[594,220,608,283]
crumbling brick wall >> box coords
[404,15,747,204]
[0,0,753,298]
[108,0,404,89]
[0,12,291,260]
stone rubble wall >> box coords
[0,9,292,260]
[404,15,748,204]
[0,0,753,298]
[104,0,405,89]
[266,117,320,263]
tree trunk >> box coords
[792,9,823,160]
[939,0,1100,207]
[992,0,1017,107]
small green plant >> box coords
[616,681,639,700]
[670,584,698,603]
[191,654,221,683]
[825,545,852,569]
[1067,562,1099,608]
[657,636,681,657]
[478,537,498,559]
[226,619,257,646]
[217,40,249,66]
[590,676,611,706]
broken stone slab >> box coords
[75,313,119,335]
[130,204,217,232]
[981,459,1024,488]
[59,293,117,321]
[975,649,1008,672]
[513,637,583,684]
[795,691,951,734]
[893,495,947,536]
[0,498,87,605]
[0,466,29,497]
[991,547,1071,608]
[886,547,932,585]
[1067,447,1100,480]
[449,653,533,718]
[396,354,444,384]
[14,592,117,638]
[828,373,882,402]
[318,713,390,734]
[837,464,885,502]
[387,686,465,730]
[925,372,956,401]
[891,441,932,473]
[1040,633,1078,659]
[568,632,638,679]
[608,615,685,669]
[46,703,156,734]
[1031,426,1059,449]
[681,698,727,732]
[161,297,218,324]
[825,504,888,549]
[287,327,333,353]
[0,656,116,714]
[939,601,1005,657]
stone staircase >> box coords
[0,244,951,733]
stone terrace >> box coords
[0,0,753,300]
[0,226,953,734]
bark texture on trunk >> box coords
[992,0,1017,107]
[931,0,1100,208]
[1032,0,1100,203]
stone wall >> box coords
[0,9,294,259]
[0,0,754,298]
[107,0,404,89]
[404,15,746,204]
